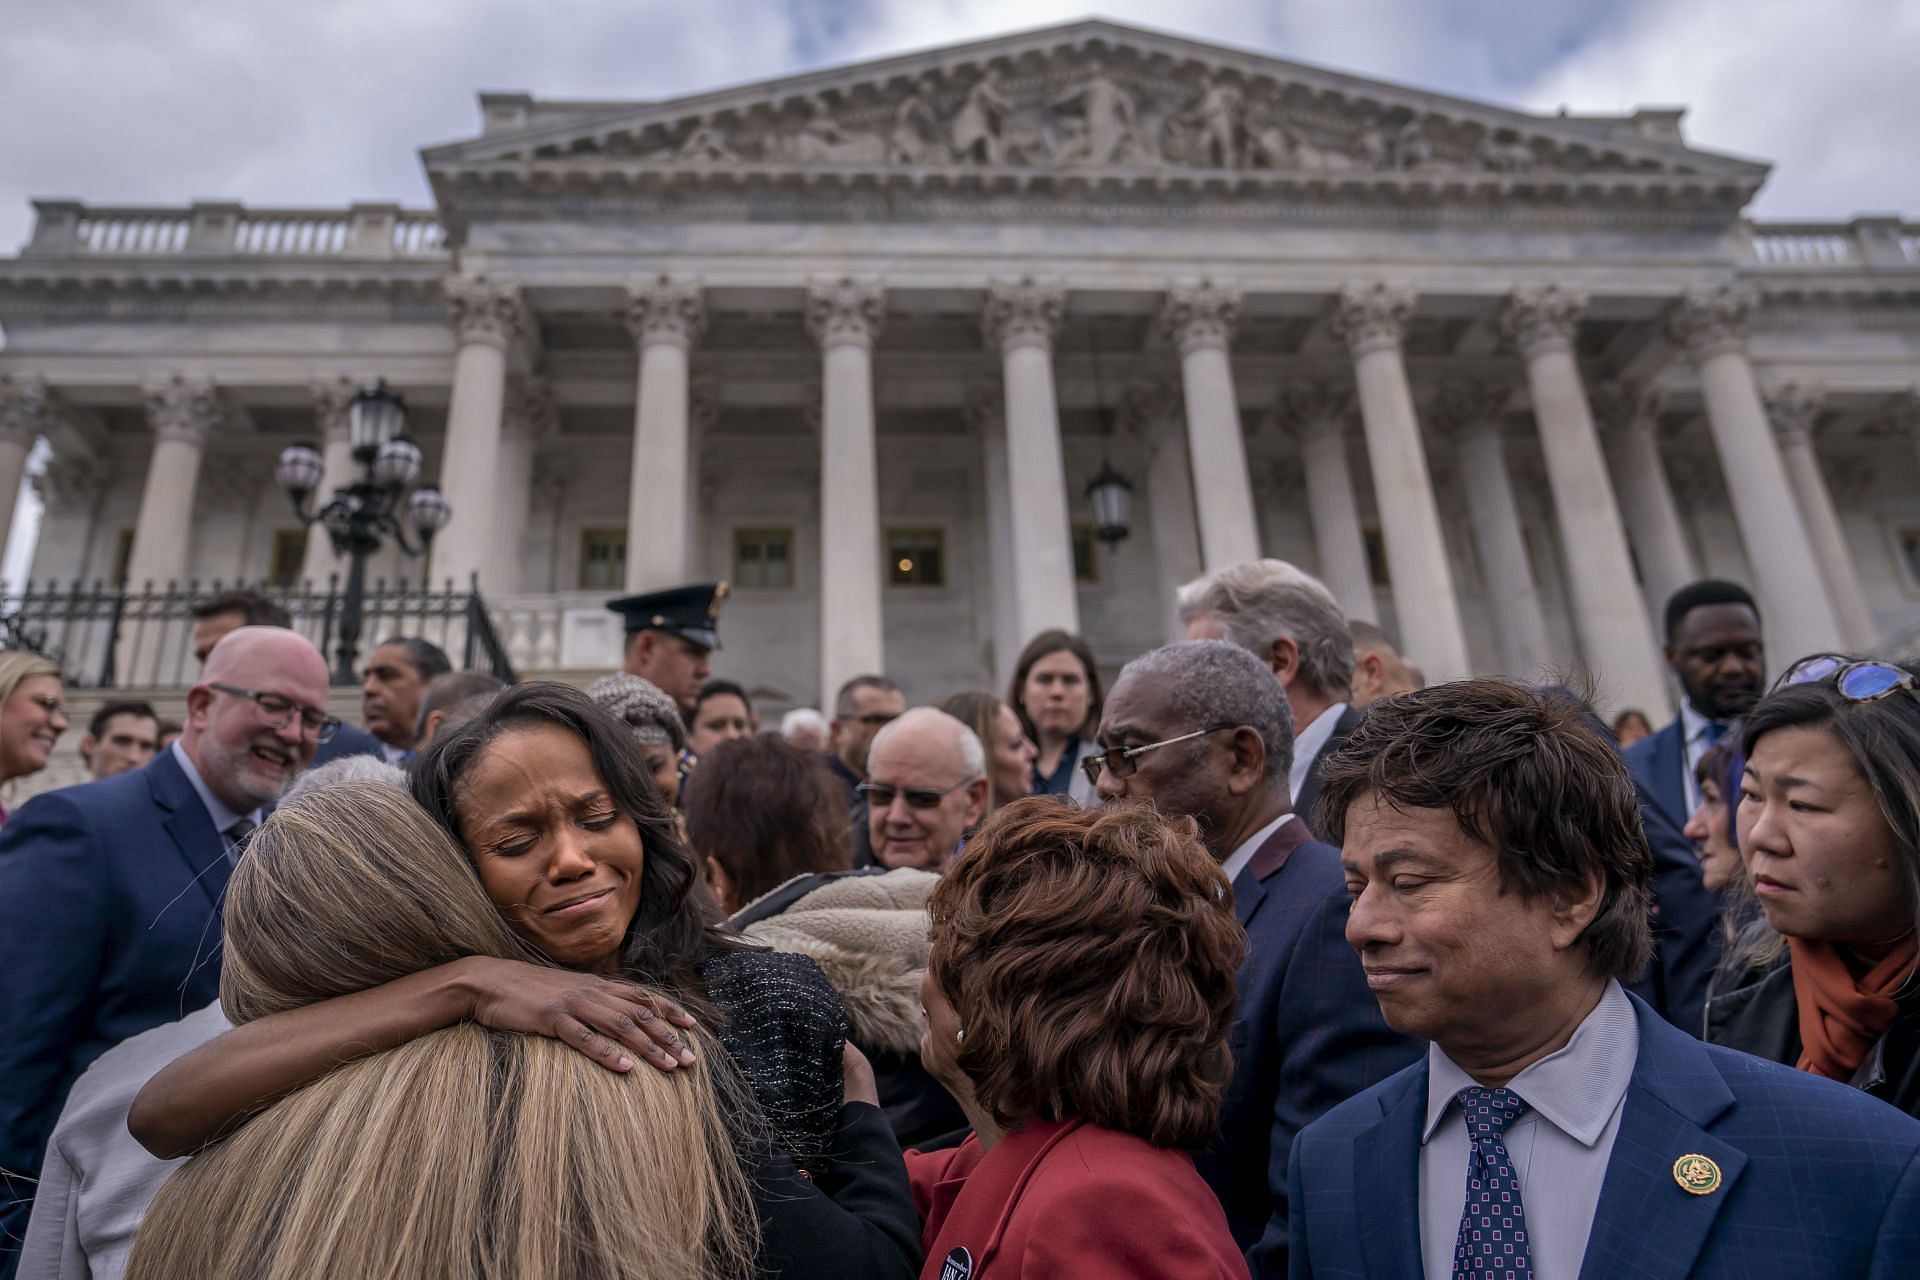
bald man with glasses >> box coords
[860,707,989,872]
[1093,640,1420,1280]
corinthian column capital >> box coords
[1763,382,1825,447]
[1588,379,1663,440]
[1668,286,1755,362]
[982,278,1065,353]
[444,275,528,350]
[310,376,357,444]
[1499,284,1587,358]
[1329,282,1416,356]
[141,374,222,447]
[626,275,707,349]
[1271,379,1355,446]
[1159,280,1240,355]
[806,278,886,349]
[0,373,60,447]
[1427,378,1511,440]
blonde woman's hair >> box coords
[0,651,59,709]
[128,781,757,1280]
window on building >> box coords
[1363,525,1392,587]
[887,527,946,588]
[1071,522,1099,585]
[578,527,627,591]
[733,527,795,590]
[269,529,308,587]
[110,529,135,585]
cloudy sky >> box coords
[2,0,1915,254]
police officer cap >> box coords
[606,581,728,651]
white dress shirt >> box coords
[1418,979,1639,1280]
[1678,699,1726,816]
[1220,811,1298,889]
[1289,701,1349,803]
[168,740,263,863]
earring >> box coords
[955,1028,966,1044]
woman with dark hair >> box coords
[132,681,921,1278]
[904,798,1250,1278]
[1707,656,1920,1117]
[1006,630,1102,806]
[937,689,1036,811]
[685,733,851,914]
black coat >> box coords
[1294,705,1365,838]
[1707,957,1920,1121]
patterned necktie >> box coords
[224,819,257,859]
[1452,1085,1533,1280]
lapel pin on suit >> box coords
[1672,1153,1723,1195]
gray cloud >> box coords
[1,0,1910,255]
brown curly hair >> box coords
[926,797,1244,1149]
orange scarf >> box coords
[1790,934,1918,1082]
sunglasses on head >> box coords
[857,778,973,810]
[1776,654,1917,703]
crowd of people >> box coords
[0,560,1915,1279]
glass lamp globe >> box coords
[373,436,422,489]
[275,442,325,496]
[348,380,407,452]
[407,485,452,538]
[1086,462,1135,545]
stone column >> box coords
[1432,381,1553,678]
[1501,287,1667,712]
[1592,381,1697,612]
[968,388,1022,684]
[1765,384,1877,650]
[983,279,1079,641]
[1898,389,1920,472]
[127,376,218,589]
[1160,282,1260,569]
[807,279,887,705]
[491,378,556,597]
[1123,383,1203,643]
[0,375,54,573]
[1328,283,1470,681]
[624,276,704,592]
[435,277,525,592]
[1669,288,1845,660]
[297,378,359,586]
[1275,380,1375,622]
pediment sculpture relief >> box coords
[630,60,1641,177]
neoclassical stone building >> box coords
[1,19,1916,712]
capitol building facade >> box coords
[0,19,1916,712]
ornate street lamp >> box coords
[1086,461,1135,546]
[277,380,451,685]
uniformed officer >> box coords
[606,582,728,719]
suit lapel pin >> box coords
[1672,1153,1722,1195]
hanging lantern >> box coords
[348,379,407,453]
[1086,462,1135,546]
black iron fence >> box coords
[0,575,519,689]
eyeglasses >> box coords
[209,683,343,743]
[858,778,977,810]
[851,712,899,728]
[1082,725,1238,787]
[1775,655,1917,703]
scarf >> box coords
[1790,933,1918,1082]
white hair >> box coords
[867,706,986,780]
[779,707,829,739]
[285,753,408,804]
[1176,559,1355,699]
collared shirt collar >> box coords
[1421,979,1638,1148]
[1289,701,1348,799]
[169,739,262,836]
[1680,698,1720,750]
[1221,811,1297,886]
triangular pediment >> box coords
[423,19,1766,209]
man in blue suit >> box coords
[1094,640,1422,1279]
[0,627,334,1276]
[1624,580,1766,1033]
[1290,679,1920,1279]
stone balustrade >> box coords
[1744,217,1920,268]
[24,199,446,260]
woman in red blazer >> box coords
[901,798,1251,1280]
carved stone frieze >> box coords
[626,275,707,349]
[982,279,1065,352]
[444,275,527,349]
[0,374,60,446]
[1159,281,1240,355]
[1762,382,1824,447]
[1329,283,1416,356]
[141,375,222,447]
[1668,287,1754,362]
[1499,285,1586,358]
[806,278,886,348]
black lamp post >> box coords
[1084,327,1136,546]
[276,380,452,685]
